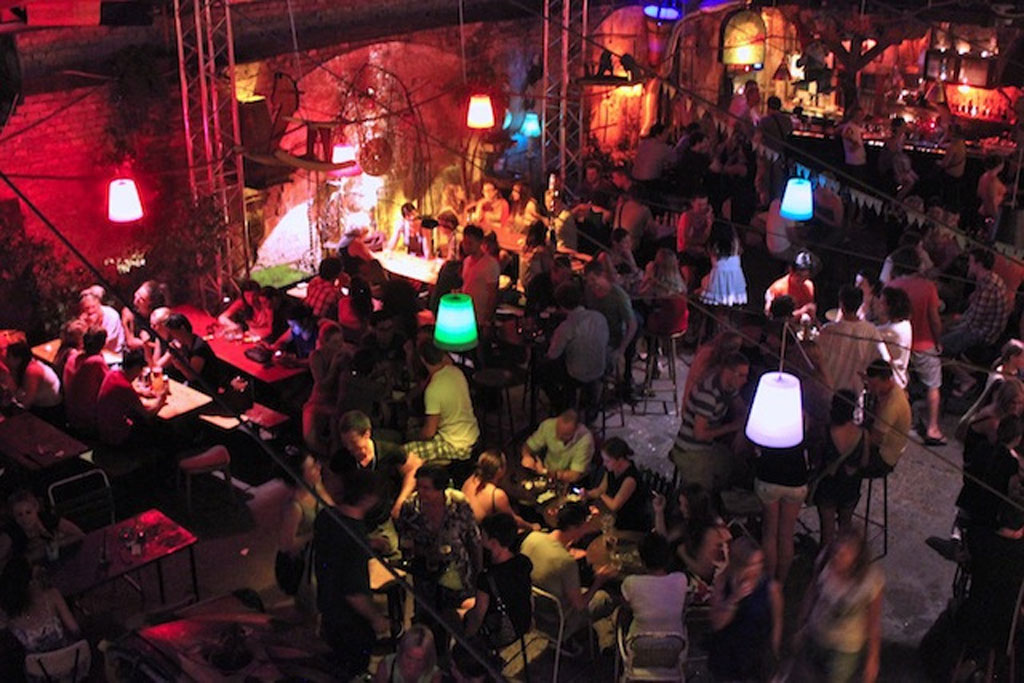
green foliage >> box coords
[0,205,87,339]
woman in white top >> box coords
[509,182,542,235]
[700,222,747,306]
[1,342,61,411]
[0,555,81,657]
[621,532,688,641]
[874,286,913,389]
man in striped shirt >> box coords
[670,352,750,491]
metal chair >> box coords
[47,469,114,532]
[637,296,689,417]
[615,623,687,683]
[862,472,889,560]
[528,585,594,683]
[176,445,234,518]
[24,639,91,683]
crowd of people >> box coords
[1,92,1024,683]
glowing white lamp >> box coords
[466,94,496,130]
[107,178,144,223]
[745,371,804,448]
[780,178,814,221]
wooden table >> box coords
[504,468,587,529]
[585,530,645,572]
[157,379,213,420]
[0,412,89,471]
[199,403,290,432]
[372,250,443,285]
[32,339,121,366]
[175,305,307,384]
[47,508,198,603]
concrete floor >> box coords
[83,348,962,683]
[87,228,965,681]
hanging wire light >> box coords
[107,178,144,223]
[466,94,496,129]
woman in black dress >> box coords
[587,437,650,532]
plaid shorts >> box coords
[404,434,473,463]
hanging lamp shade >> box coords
[745,371,804,448]
[330,143,362,176]
[434,294,478,351]
[107,178,144,223]
[520,111,541,138]
[780,178,814,221]
[466,94,496,129]
[720,9,766,66]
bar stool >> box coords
[638,295,689,416]
[177,445,234,518]
[862,473,889,560]
[473,367,522,446]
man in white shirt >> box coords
[404,341,479,462]
[460,225,501,325]
[79,287,126,352]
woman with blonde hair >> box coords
[374,625,442,683]
[461,450,538,530]
[637,248,686,299]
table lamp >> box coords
[434,294,478,351]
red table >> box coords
[0,412,89,471]
[48,508,198,603]
[175,305,306,384]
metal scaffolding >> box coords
[541,0,588,192]
[173,0,249,280]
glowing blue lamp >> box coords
[779,178,814,221]
[520,112,541,138]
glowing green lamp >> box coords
[434,294,478,351]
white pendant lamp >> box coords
[745,371,803,448]
[107,178,144,223]
[780,177,814,221]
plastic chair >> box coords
[24,639,91,683]
[616,624,687,682]
[47,469,114,532]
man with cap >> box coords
[764,251,817,320]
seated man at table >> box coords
[520,409,594,484]
[332,410,422,555]
[306,256,348,319]
[164,313,219,388]
[541,282,609,415]
[404,341,479,463]
[520,502,617,642]
[96,348,168,447]
[63,326,109,435]
[583,260,638,399]
[78,286,125,353]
